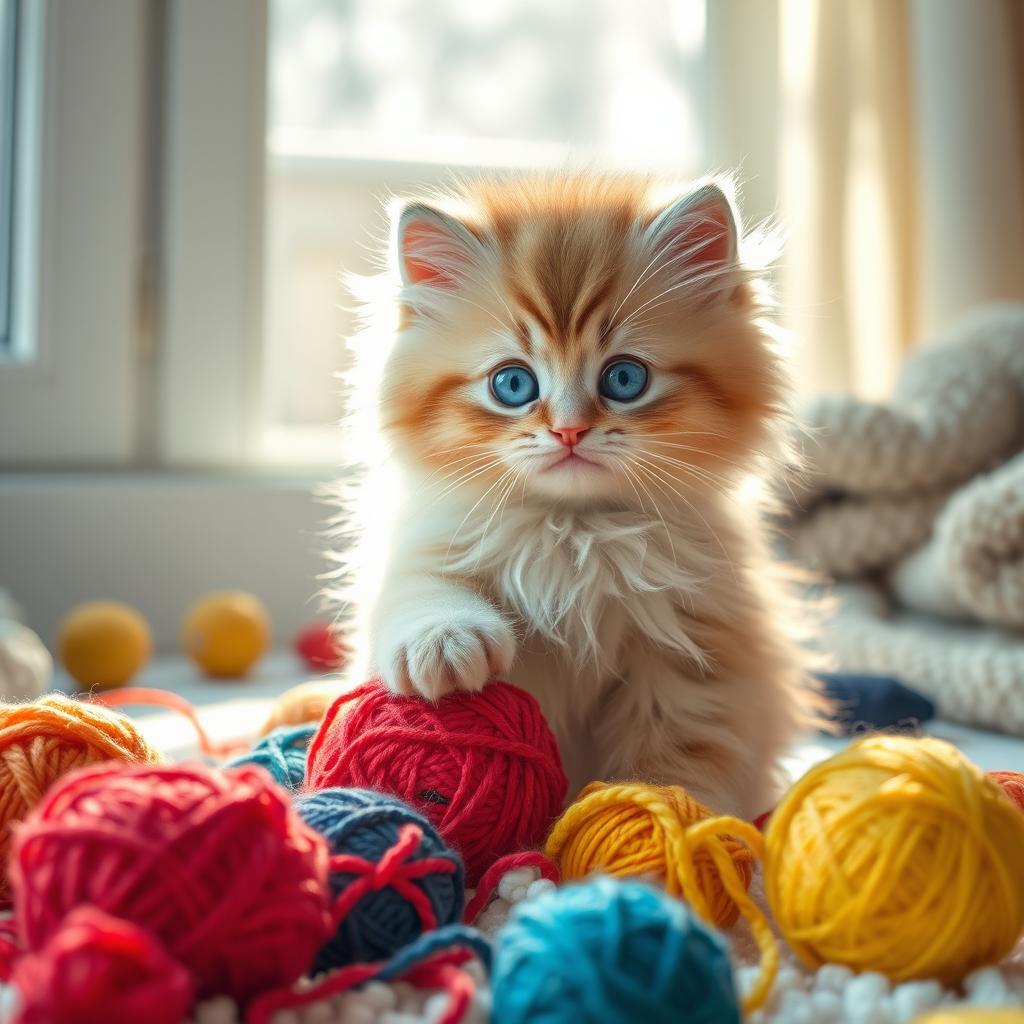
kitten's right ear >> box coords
[394,202,481,289]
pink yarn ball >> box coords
[991,770,1024,813]
[10,762,332,1012]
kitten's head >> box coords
[375,174,785,508]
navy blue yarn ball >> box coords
[226,723,315,791]
[294,787,465,973]
[492,877,740,1024]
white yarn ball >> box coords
[0,588,20,622]
[0,620,52,700]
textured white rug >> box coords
[180,864,1024,1024]
[177,864,1024,1024]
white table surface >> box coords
[56,652,1024,778]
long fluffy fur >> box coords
[328,172,816,818]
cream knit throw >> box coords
[783,303,1024,733]
[791,305,1024,506]
[815,582,1024,735]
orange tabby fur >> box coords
[334,173,814,817]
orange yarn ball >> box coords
[0,693,159,900]
[990,770,1024,813]
[259,680,341,738]
[545,781,754,927]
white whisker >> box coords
[428,458,504,506]
[629,455,736,580]
[475,469,522,569]
[424,450,505,487]
[444,467,516,566]
[611,454,678,568]
[611,234,730,326]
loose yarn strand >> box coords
[545,782,753,928]
[92,687,245,757]
[463,851,560,923]
[244,926,490,1024]
[679,815,778,1013]
[328,823,457,930]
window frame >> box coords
[0,0,21,350]
[157,0,269,466]
[0,0,149,466]
[167,0,723,469]
[0,0,731,469]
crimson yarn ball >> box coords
[10,762,332,1009]
[991,770,1024,812]
[305,681,569,884]
[294,621,348,672]
[10,907,192,1024]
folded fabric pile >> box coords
[781,303,1024,735]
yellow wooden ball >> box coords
[181,591,270,678]
[58,601,152,690]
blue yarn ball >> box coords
[294,787,465,973]
[492,877,740,1024]
[226,723,315,791]
[375,924,491,983]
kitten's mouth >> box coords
[543,450,603,472]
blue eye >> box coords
[600,359,648,402]
[490,365,539,407]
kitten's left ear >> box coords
[393,201,482,289]
[644,182,739,277]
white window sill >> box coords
[0,471,336,653]
[59,649,1024,776]
[52,650,318,762]
[9,475,1024,775]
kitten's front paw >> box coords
[377,604,515,700]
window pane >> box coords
[262,0,707,455]
[0,0,18,356]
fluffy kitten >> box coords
[334,174,812,818]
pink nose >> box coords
[549,425,590,448]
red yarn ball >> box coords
[294,621,348,672]
[10,907,192,1024]
[305,680,568,884]
[10,762,332,1008]
[991,769,1024,813]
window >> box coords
[261,0,709,462]
[0,0,148,464]
[0,0,19,357]
[0,0,715,467]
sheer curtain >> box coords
[709,0,1024,398]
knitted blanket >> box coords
[782,304,1024,734]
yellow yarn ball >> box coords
[58,601,152,690]
[181,591,270,678]
[544,781,754,927]
[765,735,1024,985]
[259,679,340,737]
